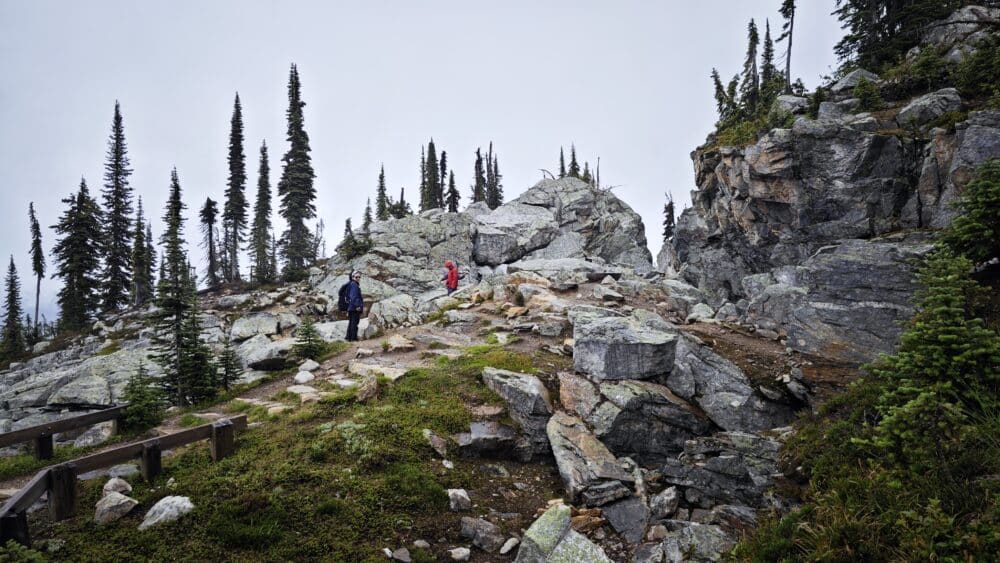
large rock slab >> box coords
[573,311,678,380]
[668,335,796,432]
[368,294,419,329]
[896,88,962,129]
[236,335,295,371]
[482,367,553,459]
[546,412,633,506]
[514,503,612,563]
[230,312,282,341]
[473,202,560,266]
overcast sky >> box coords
[0,1,843,322]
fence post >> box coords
[0,511,30,547]
[210,420,235,461]
[48,464,77,521]
[141,441,162,482]
[33,434,54,460]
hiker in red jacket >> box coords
[443,261,459,295]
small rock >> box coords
[460,516,505,552]
[293,371,316,384]
[650,486,679,520]
[423,428,449,457]
[448,547,470,561]
[499,537,519,555]
[382,547,393,558]
[448,489,472,511]
[442,460,455,469]
[505,306,528,319]
[356,347,375,358]
[299,359,321,372]
[413,540,430,549]
[386,334,416,352]
[94,491,139,524]
[356,374,379,402]
[102,477,132,497]
[286,384,318,395]
[391,547,411,562]
[138,496,194,530]
[267,405,291,415]
[646,524,668,542]
[166,477,177,490]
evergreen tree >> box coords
[293,315,326,360]
[424,140,439,211]
[269,233,279,279]
[199,197,221,289]
[1,257,26,362]
[223,93,248,283]
[153,168,191,405]
[144,223,156,300]
[28,203,44,338]
[375,165,389,221]
[218,336,242,391]
[101,101,134,313]
[439,150,448,209]
[739,19,761,117]
[311,219,326,260]
[51,179,103,331]
[362,198,373,235]
[418,146,427,212]
[486,151,504,209]
[941,159,1000,265]
[663,193,676,241]
[177,265,217,404]
[132,198,153,308]
[121,361,165,432]
[336,218,357,258]
[761,20,777,86]
[568,145,581,178]
[777,0,796,93]
[446,171,460,213]
[472,149,486,203]
[559,147,566,178]
[390,187,413,219]
[249,140,273,285]
[581,162,592,185]
[277,64,317,278]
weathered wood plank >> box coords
[0,406,127,448]
[47,464,77,521]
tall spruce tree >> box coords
[425,141,439,210]
[472,149,486,203]
[486,151,503,209]
[51,179,103,331]
[144,223,156,299]
[218,335,242,391]
[28,203,44,337]
[249,140,273,285]
[438,150,448,209]
[153,169,189,405]
[223,93,248,283]
[391,187,412,219]
[178,266,216,404]
[199,197,221,289]
[277,64,316,278]
[418,146,428,212]
[739,19,761,117]
[446,171,460,213]
[375,165,389,220]
[568,145,581,178]
[663,193,676,241]
[559,147,567,178]
[336,218,357,258]
[761,20,777,86]
[101,101,134,313]
[777,0,796,92]
[833,0,961,71]
[1,257,26,362]
[362,198,373,235]
[132,198,153,307]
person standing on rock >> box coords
[346,270,365,341]
[443,260,459,295]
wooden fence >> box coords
[0,415,247,547]
[0,405,128,460]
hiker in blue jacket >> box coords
[346,270,365,341]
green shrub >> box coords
[178,413,207,428]
[0,540,45,562]
[953,36,1000,99]
[121,361,165,432]
[853,76,883,111]
[292,316,326,360]
[807,87,827,119]
[941,159,1000,265]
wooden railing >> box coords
[0,415,248,547]
[0,405,128,460]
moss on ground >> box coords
[27,345,549,561]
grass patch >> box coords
[0,432,131,481]
[178,414,208,428]
[24,344,537,561]
[95,340,121,356]
[426,341,447,350]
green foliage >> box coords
[52,179,103,331]
[249,141,274,285]
[121,361,165,432]
[277,64,317,277]
[737,249,1000,561]
[715,109,795,148]
[954,36,1000,99]
[1,257,26,363]
[884,45,948,96]
[852,76,883,111]
[178,413,207,428]
[293,316,326,360]
[223,93,248,283]
[941,159,1000,265]
[926,110,968,132]
[100,101,134,315]
[218,336,243,391]
[807,86,826,119]
[0,540,45,562]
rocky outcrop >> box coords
[546,412,634,506]
[515,503,612,563]
[573,311,678,381]
[481,367,553,459]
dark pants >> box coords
[346,310,362,341]
[447,286,456,295]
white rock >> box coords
[286,384,318,395]
[138,496,193,530]
[95,491,139,524]
[500,537,520,555]
[299,359,321,372]
[293,371,316,384]
[102,477,132,497]
[448,488,472,511]
[448,547,471,561]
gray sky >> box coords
[1,1,843,322]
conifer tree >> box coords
[223,93,248,283]
[438,150,448,209]
[218,335,242,391]
[51,179,103,331]
[269,233,279,278]
[132,198,153,307]
[778,0,796,93]
[391,187,412,219]
[311,219,326,260]
[101,101,134,313]
[568,145,581,178]
[144,223,156,299]
[941,159,1000,265]
[424,141,439,211]
[250,140,273,285]
[200,197,221,289]
[153,168,191,405]
[375,165,389,221]
[761,19,777,86]
[559,147,567,178]
[177,265,217,404]
[28,203,44,337]
[663,193,676,241]
[121,361,165,431]
[581,162,592,185]
[1,257,26,362]
[362,198,373,235]
[418,146,428,212]
[446,171,460,213]
[277,64,317,278]
[293,316,325,360]
[472,149,486,203]
[336,218,357,258]
[486,152,503,209]
[739,19,760,117]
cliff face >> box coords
[671,10,1000,364]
